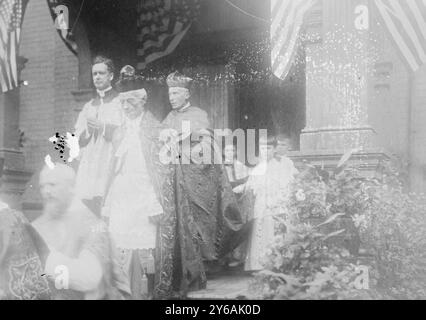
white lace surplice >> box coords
[244,157,298,271]
[74,95,123,200]
[103,116,162,250]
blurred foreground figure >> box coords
[33,163,127,299]
[0,202,51,300]
[0,157,50,300]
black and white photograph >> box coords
[1,0,426,304]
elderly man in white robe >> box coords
[102,68,164,299]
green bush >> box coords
[360,176,426,299]
[251,153,426,300]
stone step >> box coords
[187,272,256,300]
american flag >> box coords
[46,0,77,55]
[136,0,200,70]
[374,0,426,73]
[270,0,316,80]
[0,0,28,93]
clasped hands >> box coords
[86,117,104,134]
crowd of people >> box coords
[0,56,298,300]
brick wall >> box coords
[19,0,78,214]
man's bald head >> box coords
[39,163,76,217]
[40,163,76,185]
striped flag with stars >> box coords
[0,0,28,93]
[271,0,316,80]
[136,0,200,70]
[46,0,78,56]
[374,0,426,73]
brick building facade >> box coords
[0,0,425,218]
[19,0,79,217]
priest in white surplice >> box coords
[74,56,124,215]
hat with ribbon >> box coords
[118,88,147,104]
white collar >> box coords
[96,86,112,98]
[176,102,191,113]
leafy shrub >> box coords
[251,153,426,300]
[360,176,426,299]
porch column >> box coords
[293,0,388,172]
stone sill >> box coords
[187,274,254,300]
[287,148,390,159]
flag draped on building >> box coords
[374,0,426,73]
[136,0,201,70]
[0,0,28,93]
[270,0,316,80]
[46,0,78,56]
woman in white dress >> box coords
[240,135,298,271]
[102,67,163,299]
